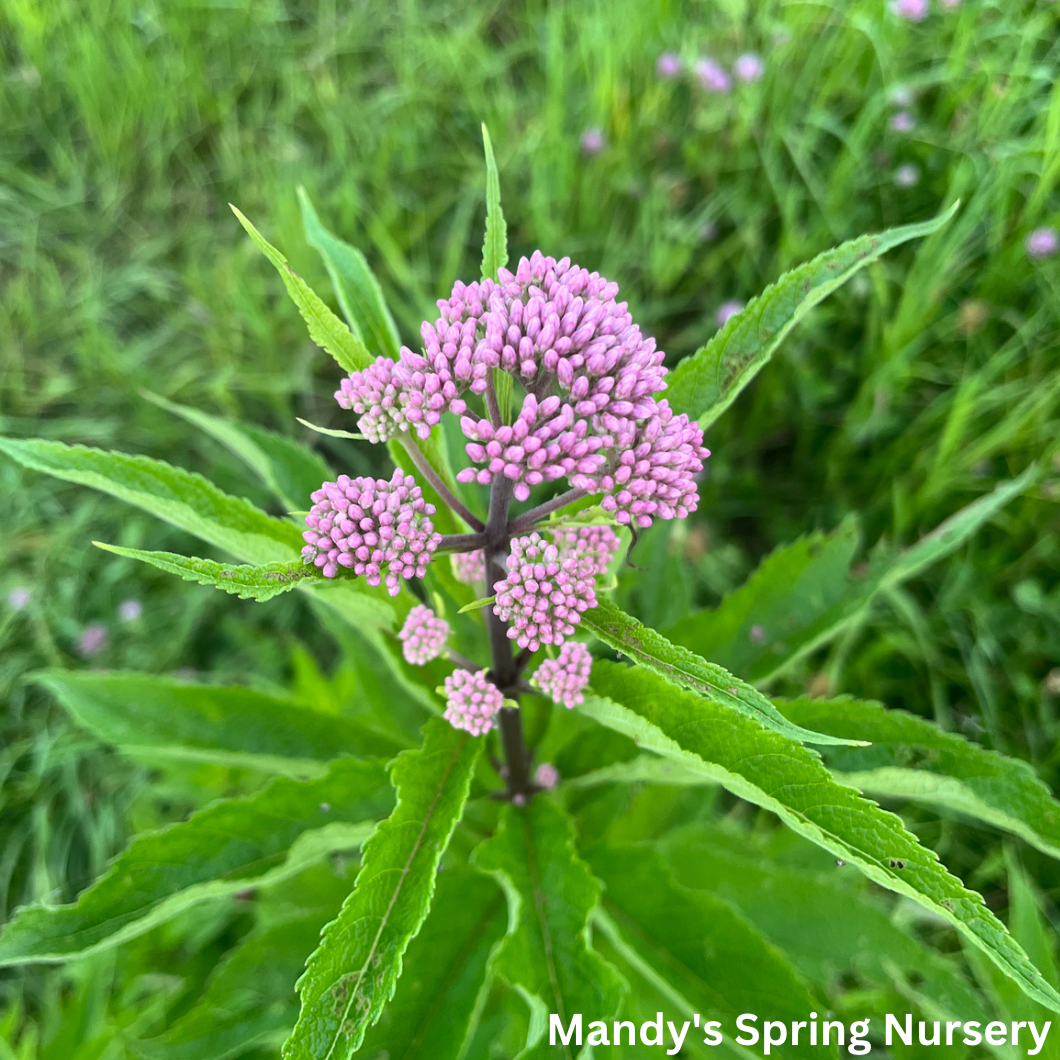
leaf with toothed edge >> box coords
[666,201,961,428]
[282,718,482,1060]
[579,661,1060,1015]
[480,124,508,281]
[580,598,865,747]
[471,798,625,1060]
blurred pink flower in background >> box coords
[7,587,31,610]
[118,598,143,622]
[733,53,765,83]
[894,163,921,188]
[580,127,606,156]
[78,624,108,657]
[892,0,929,20]
[655,51,683,79]
[535,762,560,790]
[890,111,916,132]
[694,57,731,94]
[1026,227,1059,260]
[716,300,744,328]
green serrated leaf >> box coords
[283,718,481,1060]
[581,599,864,747]
[31,669,401,774]
[0,437,303,564]
[480,124,508,281]
[471,798,625,1060]
[0,758,393,964]
[777,696,1060,863]
[667,201,961,428]
[658,823,1002,1053]
[94,543,314,602]
[668,466,1039,683]
[297,187,402,362]
[357,866,508,1060]
[142,391,331,509]
[589,845,829,1060]
[580,661,1060,1015]
[231,205,371,373]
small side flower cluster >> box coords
[451,549,486,584]
[655,50,765,93]
[493,532,598,652]
[533,642,593,709]
[443,668,503,735]
[551,524,620,576]
[301,469,441,593]
[398,604,450,665]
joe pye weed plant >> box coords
[1,130,1059,1060]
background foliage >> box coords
[1,0,1059,1055]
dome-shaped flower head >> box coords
[398,604,450,665]
[551,525,620,576]
[656,52,683,79]
[733,53,764,84]
[693,57,731,94]
[580,127,607,156]
[533,641,593,709]
[1026,227,1059,260]
[301,469,441,594]
[492,532,598,651]
[451,549,486,584]
[443,668,503,735]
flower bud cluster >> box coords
[443,668,503,735]
[450,549,486,585]
[398,604,450,665]
[492,532,597,652]
[533,642,593,709]
[551,525,620,577]
[301,469,441,594]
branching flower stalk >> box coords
[303,252,710,800]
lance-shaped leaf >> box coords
[659,824,997,1038]
[298,188,402,362]
[776,696,1060,863]
[0,437,302,564]
[142,391,332,510]
[580,661,1060,1015]
[666,201,960,428]
[356,866,508,1060]
[667,467,1039,683]
[0,758,393,964]
[94,544,316,602]
[232,205,371,373]
[471,798,625,1060]
[283,718,481,1060]
[480,124,508,281]
[589,846,827,1060]
[31,670,401,774]
[581,598,862,747]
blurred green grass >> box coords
[1,0,1058,1052]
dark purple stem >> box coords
[401,437,485,532]
[437,532,487,554]
[508,487,588,536]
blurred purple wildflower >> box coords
[78,624,108,657]
[733,53,765,84]
[7,587,31,610]
[398,604,450,665]
[443,668,503,735]
[580,127,606,157]
[892,0,929,19]
[693,58,731,94]
[535,762,560,789]
[302,469,441,593]
[889,111,916,132]
[697,219,718,243]
[655,52,683,79]
[533,641,593,709]
[451,549,486,584]
[716,300,744,328]
[118,598,143,622]
[492,532,598,651]
[1026,227,1059,260]
[889,86,915,107]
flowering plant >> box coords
[2,134,1058,1059]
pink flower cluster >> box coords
[336,251,709,529]
[551,525,620,576]
[533,642,593,709]
[301,469,441,594]
[493,532,598,651]
[443,668,503,735]
[451,549,486,584]
[398,604,450,665]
